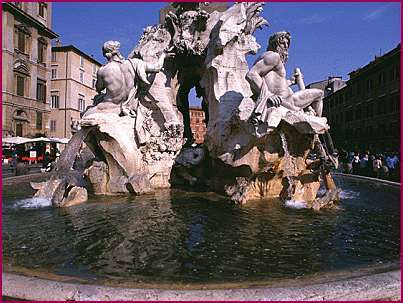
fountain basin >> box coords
[2,174,400,300]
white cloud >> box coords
[363,4,392,21]
[299,14,327,25]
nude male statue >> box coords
[94,40,169,117]
[246,31,324,124]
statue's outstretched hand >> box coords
[288,75,296,86]
[267,95,283,107]
[164,52,176,60]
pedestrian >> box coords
[359,153,369,176]
[339,149,348,173]
[373,156,382,179]
[368,153,375,177]
[380,163,389,180]
[42,152,52,172]
[11,147,18,175]
[352,153,360,174]
[386,152,399,181]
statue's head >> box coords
[267,31,291,63]
[102,41,124,62]
[129,25,171,60]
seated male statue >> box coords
[246,31,324,124]
[246,31,337,169]
[94,40,169,117]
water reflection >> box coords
[2,178,400,283]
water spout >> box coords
[279,130,295,201]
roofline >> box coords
[52,45,103,66]
[2,2,59,39]
[189,106,203,110]
[348,44,400,78]
[307,77,344,87]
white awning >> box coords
[2,136,70,145]
[2,136,32,145]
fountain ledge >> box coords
[2,268,400,301]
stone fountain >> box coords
[32,2,339,209]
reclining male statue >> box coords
[246,31,337,169]
[246,31,324,123]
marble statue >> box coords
[128,26,182,138]
[246,31,324,124]
[165,3,209,56]
[94,40,167,118]
[32,2,339,210]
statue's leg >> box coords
[157,100,180,125]
[292,88,324,116]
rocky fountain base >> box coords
[31,2,339,210]
[5,4,399,301]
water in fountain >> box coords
[279,130,297,203]
[3,176,400,283]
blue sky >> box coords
[52,2,401,106]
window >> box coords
[36,112,42,130]
[78,96,85,112]
[92,78,96,89]
[16,123,23,136]
[16,75,25,96]
[36,79,46,102]
[378,72,385,86]
[17,29,26,53]
[92,63,97,75]
[367,79,373,90]
[80,56,84,68]
[50,120,57,132]
[37,39,46,64]
[355,106,361,120]
[51,51,57,62]
[38,2,47,18]
[79,71,84,83]
[367,103,374,118]
[393,94,400,112]
[387,96,393,113]
[51,68,57,79]
[51,95,59,108]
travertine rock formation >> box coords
[32,2,338,209]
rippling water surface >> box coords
[2,177,400,283]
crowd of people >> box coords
[337,150,400,182]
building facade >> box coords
[2,2,58,138]
[189,107,207,144]
[49,45,102,138]
[306,76,346,97]
[323,44,400,153]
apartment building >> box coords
[49,45,102,138]
[323,44,400,152]
[189,107,207,144]
[2,2,58,137]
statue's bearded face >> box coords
[268,32,291,64]
[274,36,290,63]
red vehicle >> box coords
[2,145,45,164]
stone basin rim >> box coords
[3,174,400,300]
[2,265,401,301]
